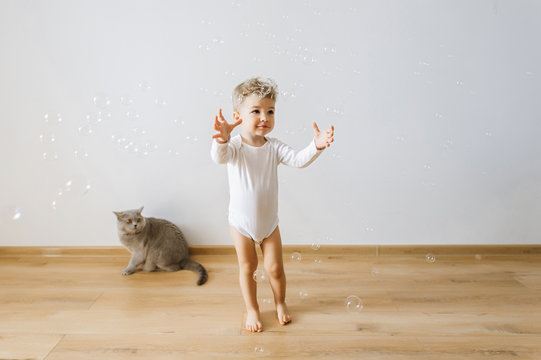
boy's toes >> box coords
[279,314,291,325]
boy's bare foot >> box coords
[245,309,262,332]
[276,302,291,325]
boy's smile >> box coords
[235,94,275,146]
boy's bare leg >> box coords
[230,226,262,332]
[260,226,291,325]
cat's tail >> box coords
[179,258,208,286]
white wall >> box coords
[1,0,540,246]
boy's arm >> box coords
[210,108,242,164]
[276,122,334,168]
[210,139,233,164]
[313,122,334,150]
[276,139,323,168]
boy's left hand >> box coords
[313,122,334,150]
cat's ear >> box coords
[138,206,144,214]
[113,211,123,220]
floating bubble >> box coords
[83,183,92,195]
[92,94,111,108]
[138,81,151,91]
[51,201,57,210]
[168,149,181,158]
[322,46,337,55]
[311,242,321,251]
[39,133,56,144]
[262,298,272,304]
[12,208,22,220]
[313,256,322,264]
[299,290,308,298]
[254,346,264,353]
[154,97,167,106]
[120,96,133,106]
[43,113,63,124]
[253,269,266,283]
[291,252,302,262]
[42,152,59,161]
[475,254,482,260]
[425,253,436,263]
[78,124,94,136]
[125,110,140,121]
[74,147,89,160]
[345,295,363,312]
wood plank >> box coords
[0,249,539,359]
[2,244,541,257]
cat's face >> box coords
[113,207,146,234]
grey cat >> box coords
[113,207,208,286]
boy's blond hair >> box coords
[232,77,278,111]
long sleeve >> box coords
[210,139,233,164]
[273,138,324,168]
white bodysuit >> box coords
[211,135,323,245]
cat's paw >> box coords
[121,268,135,275]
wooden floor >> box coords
[1,247,540,359]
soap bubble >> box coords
[125,110,140,121]
[92,94,111,108]
[311,242,321,251]
[299,290,308,298]
[425,253,436,263]
[261,298,272,304]
[42,152,59,161]
[120,96,133,106]
[39,133,56,144]
[254,346,264,353]
[291,252,302,262]
[78,124,94,136]
[74,147,89,160]
[345,295,363,312]
[138,81,151,91]
[12,208,22,220]
[313,256,322,264]
[154,97,167,106]
[83,183,92,195]
[253,269,266,283]
[43,113,63,124]
[475,254,482,260]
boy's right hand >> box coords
[212,108,242,144]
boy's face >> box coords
[235,93,275,138]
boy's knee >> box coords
[239,261,258,276]
[265,262,284,279]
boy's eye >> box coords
[268,110,274,115]
[252,110,260,114]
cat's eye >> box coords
[127,219,132,224]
